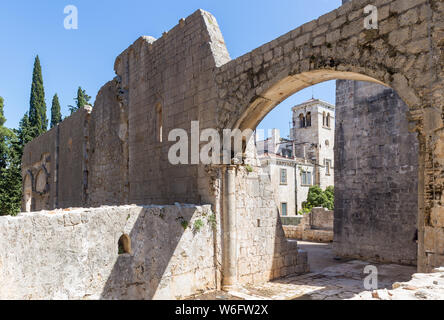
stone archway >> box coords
[213,0,444,282]
[17,1,444,294]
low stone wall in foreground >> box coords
[0,204,216,300]
[284,225,333,243]
[283,208,334,243]
[353,268,444,300]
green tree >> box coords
[69,86,91,114]
[1,113,36,215]
[324,186,335,210]
[29,55,47,136]
[50,93,62,128]
[0,98,22,216]
[0,134,22,216]
[303,185,334,211]
[0,97,9,170]
[15,113,35,156]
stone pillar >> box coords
[222,165,237,288]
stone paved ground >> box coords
[228,259,416,300]
[190,241,419,300]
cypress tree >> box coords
[69,86,91,114]
[0,96,9,170]
[15,113,34,157]
[50,93,62,128]
[0,97,5,126]
[29,55,47,135]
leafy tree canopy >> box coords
[303,185,335,211]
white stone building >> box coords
[256,99,335,216]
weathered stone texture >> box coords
[283,208,334,243]
[20,0,444,286]
[355,267,444,300]
[21,128,57,211]
[334,80,419,265]
[88,79,129,206]
[311,207,334,230]
[113,10,230,206]
[57,108,90,209]
[284,225,333,243]
[0,204,215,300]
[234,167,308,284]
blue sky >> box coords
[0,0,341,137]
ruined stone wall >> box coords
[234,166,308,284]
[283,208,334,243]
[21,128,57,211]
[0,204,216,300]
[22,107,91,211]
[311,207,334,230]
[22,10,231,209]
[113,10,230,206]
[57,108,90,209]
[19,0,444,280]
[334,80,419,265]
[88,79,129,207]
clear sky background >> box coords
[0,0,341,137]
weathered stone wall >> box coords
[22,107,91,211]
[88,79,129,207]
[22,10,231,209]
[0,204,216,300]
[284,225,333,243]
[21,128,57,211]
[283,208,334,243]
[234,167,308,284]
[20,0,444,277]
[57,108,91,209]
[113,10,230,206]
[311,207,334,230]
[334,80,419,265]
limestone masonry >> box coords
[16,0,444,298]
[0,204,215,299]
[334,80,419,265]
[284,207,334,243]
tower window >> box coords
[156,103,163,142]
[299,113,305,128]
[306,112,311,127]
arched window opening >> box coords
[118,234,131,255]
[35,170,46,193]
[156,104,163,143]
[326,113,331,128]
[323,111,326,127]
[306,112,312,127]
[299,113,305,128]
